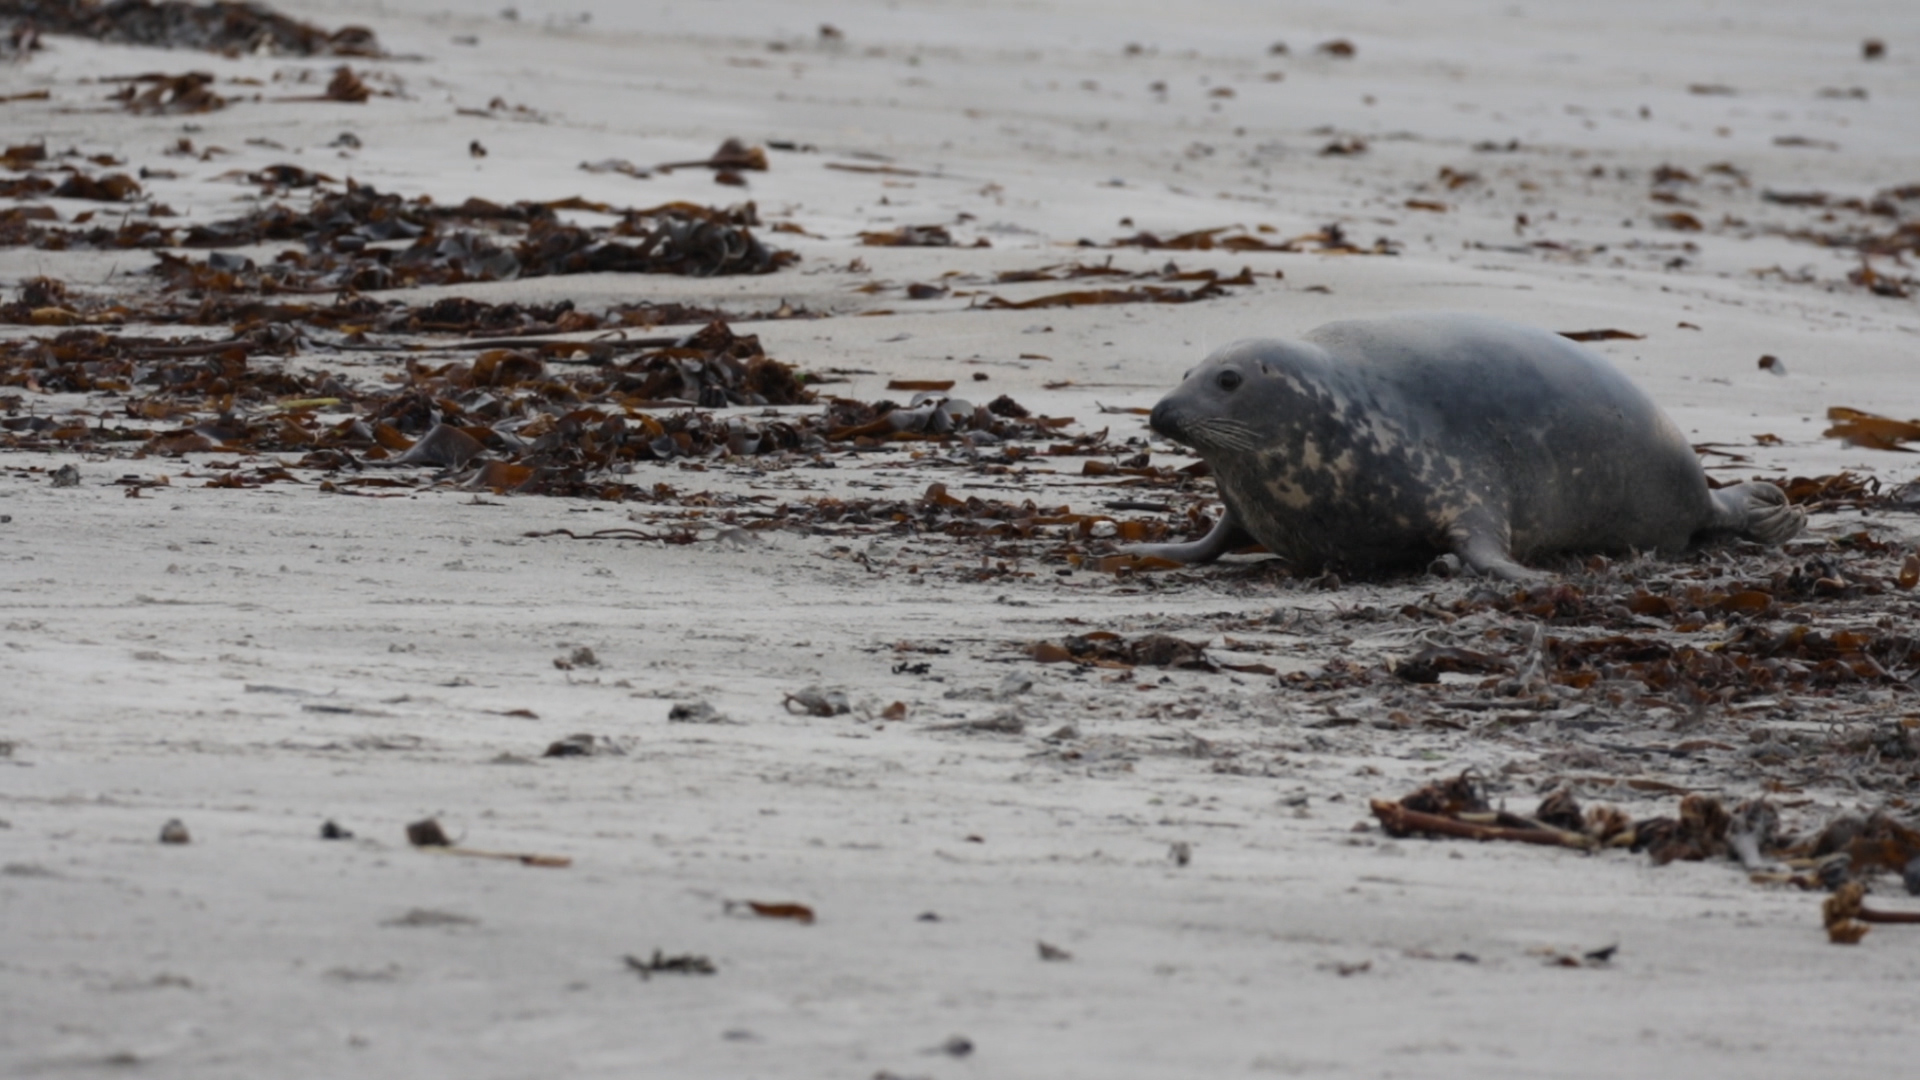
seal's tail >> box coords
[1717,481,1806,546]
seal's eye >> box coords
[1216,369,1243,392]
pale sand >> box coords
[3,2,1919,1077]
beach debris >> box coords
[19,0,381,57]
[1824,881,1920,944]
[784,686,850,716]
[1848,261,1910,298]
[322,65,370,102]
[1391,645,1510,683]
[0,178,794,278]
[541,733,601,757]
[405,817,571,867]
[967,261,1267,309]
[1317,38,1356,58]
[1029,632,1201,667]
[654,137,768,175]
[1108,223,1390,254]
[1375,774,1920,943]
[928,711,1024,735]
[580,158,652,179]
[111,71,225,114]
[405,817,452,846]
[52,172,142,201]
[137,189,793,289]
[1637,794,1734,864]
[319,819,354,840]
[49,463,80,487]
[726,900,815,924]
[0,181,791,284]
[1531,945,1615,968]
[1824,407,1920,451]
[667,700,725,723]
[980,273,1252,309]
[158,818,190,843]
[1036,941,1072,961]
[624,950,716,979]
[553,646,599,670]
[995,672,1033,699]
[1371,777,1595,852]
[242,164,335,190]
[860,224,958,247]
[1169,841,1192,866]
[1319,960,1371,976]
[1025,631,1274,676]
[383,908,477,928]
[1835,811,1920,874]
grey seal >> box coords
[1130,313,1803,581]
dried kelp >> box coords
[110,70,225,114]
[1824,407,1920,451]
[144,188,792,290]
[980,266,1258,309]
[3,181,795,282]
[0,318,1110,508]
[1376,774,1920,944]
[0,273,817,335]
[1375,773,1920,874]
[1109,223,1397,255]
[1026,630,1278,675]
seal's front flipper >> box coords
[1121,506,1253,565]
[1447,515,1546,584]
[1708,481,1805,546]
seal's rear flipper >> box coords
[1448,515,1547,583]
[1710,481,1805,546]
[1120,507,1253,565]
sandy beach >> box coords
[3,2,1920,1077]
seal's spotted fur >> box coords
[1131,313,1803,581]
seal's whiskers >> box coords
[1186,417,1262,452]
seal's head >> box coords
[1148,338,1326,456]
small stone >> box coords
[320,819,354,840]
[158,819,190,844]
[405,818,451,847]
[543,733,597,757]
[667,700,724,723]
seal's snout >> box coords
[1149,397,1181,442]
